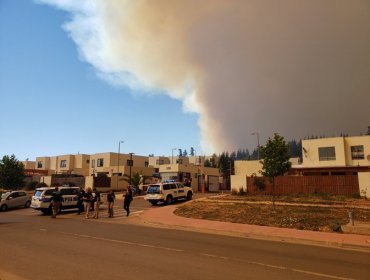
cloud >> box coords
[37,0,370,152]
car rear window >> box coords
[147,186,160,194]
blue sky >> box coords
[0,0,201,161]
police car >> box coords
[31,186,79,214]
[144,181,193,206]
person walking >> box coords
[83,187,93,219]
[51,186,62,218]
[92,188,101,219]
[77,187,85,215]
[123,186,133,217]
[107,190,115,218]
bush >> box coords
[231,189,238,195]
[36,182,48,188]
[238,187,245,196]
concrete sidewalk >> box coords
[137,204,370,252]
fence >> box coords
[246,175,359,196]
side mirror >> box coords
[8,196,13,200]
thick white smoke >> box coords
[37,0,370,152]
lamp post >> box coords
[251,132,260,160]
[117,140,124,189]
[172,148,177,164]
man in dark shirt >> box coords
[77,187,85,215]
[51,187,63,218]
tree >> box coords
[178,149,183,157]
[259,134,291,210]
[190,147,195,156]
[0,155,25,190]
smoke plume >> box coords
[37,0,370,152]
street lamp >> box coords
[251,132,260,160]
[172,148,177,164]
[117,140,124,189]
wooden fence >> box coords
[246,175,359,196]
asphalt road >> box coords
[1,202,370,280]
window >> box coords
[127,159,133,166]
[156,159,164,165]
[351,145,364,160]
[37,161,43,168]
[92,159,95,168]
[145,161,149,168]
[97,158,104,167]
[60,160,67,168]
[86,160,90,164]
[318,147,336,161]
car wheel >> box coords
[186,192,193,201]
[150,201,158,206]
[25,201,31,208]
[1,204,8,212]
[165,195,173,205]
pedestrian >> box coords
[77,187,85,215]
[51,186,62,218]
[107,190,115,218]
[83,187,93,219]
[123,186,133,216]
[92,188,101,219]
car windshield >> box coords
[147,186,160,194]
[1,193,10,200]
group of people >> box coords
[50,185,134,219]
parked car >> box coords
[0,190,31,211]
[144,182,193,205]
[31,186,79,214]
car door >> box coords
[176,183,185,198]
[7,192,19,208]
[16,191,28,207]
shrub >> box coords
[238,187,245,196]
[231,189,238,195]
[36,182,48,188]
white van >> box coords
[144,182,193,205]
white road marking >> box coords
[248,261,355,280]
[60,232,183,252]
[200,253,228,260]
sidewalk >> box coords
[137,204,370,252]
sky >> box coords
[1,0,369,162]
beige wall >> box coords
[231,175,247,192]
[344,136,370,167]
[234,160,262,176]
[302,136,370,168]
[358,172,370,198]
[148,156,170,168]
[35,157,51,170]
[22,161,35,169]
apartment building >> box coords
[35,154,90,176]
[89,152,151,177]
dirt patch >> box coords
[174,198,370,232]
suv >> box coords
[31,186,79,214]
[0,190,31,211]
[144,182,193,205]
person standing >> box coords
[83,188,93,219]
[107,190,115,218]
[77,187,85,215]
[51,186,62,218]
[123,186,133,217]
[92,188,101,219]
